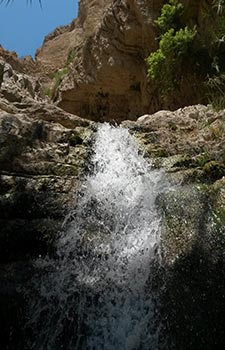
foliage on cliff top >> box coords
[155,0,184,33]
[146,0,196,96]
[147,0,225,109]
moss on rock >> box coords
[159,184,211,265]
[202,161,225,183]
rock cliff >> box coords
[34,0,214,122]
[1,55,225,349]
[1,1,225,349]
[0,52,97,349]
[0,57,94,262]
[35,0,164,121]
[123,104,225,348]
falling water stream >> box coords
[25,123,167,350]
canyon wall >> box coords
[34,0,214,122]
[36,0,163,121]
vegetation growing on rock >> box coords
[147,0,196,97]
[147,0,225,109]
[1,2,225,349]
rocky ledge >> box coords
[35,0,214,122]
[0,57,97,349]
[0,58,95,262]
[1,55,225,349]
[123,104,225,265]
[123,104,225,348]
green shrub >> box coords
[195,153,211,168]
[46,68,69,100]
[147,0,225,106]
[49,68,69,84]
[67,50,76,65]
[147,25,196,93]
[43,87,53,99]
[161,26,196,56]
[146,0,197,97]
[217,16,225,41]
[205,74,225,110]
[146,49,165,80]
[155,0,184,33]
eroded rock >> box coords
[0,58,95,263]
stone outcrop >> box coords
[1,1,225,348]
[0,57,41,106]
[122,103,225,349]
[0,45,36,74]
[123,104,225,165]
[0,58,94,262]
[35,0,215,122]
[35,0,164,121]
[35,0,113,72]
[0,57,96,350]
[0,0,214,123]
[1,54,225,348]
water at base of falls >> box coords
[24,123,167,350]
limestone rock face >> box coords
[35,0,214,122]
[123,104,225,162]
[35,0,113,72]
[0,45,36,74]
[0,58,94,262]
[36,0,163,121]
[0,57,41,106]
[122,104,225,348]
[1,55,225,348]
[0,57,96,350]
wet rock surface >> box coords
[124,104,225,349]
[0,58,95,350]
[0,62,95,262]
[1,50,225,349]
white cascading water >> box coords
[25,123,167,350]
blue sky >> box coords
[0,0,78,58]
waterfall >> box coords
[25,123,167,350]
